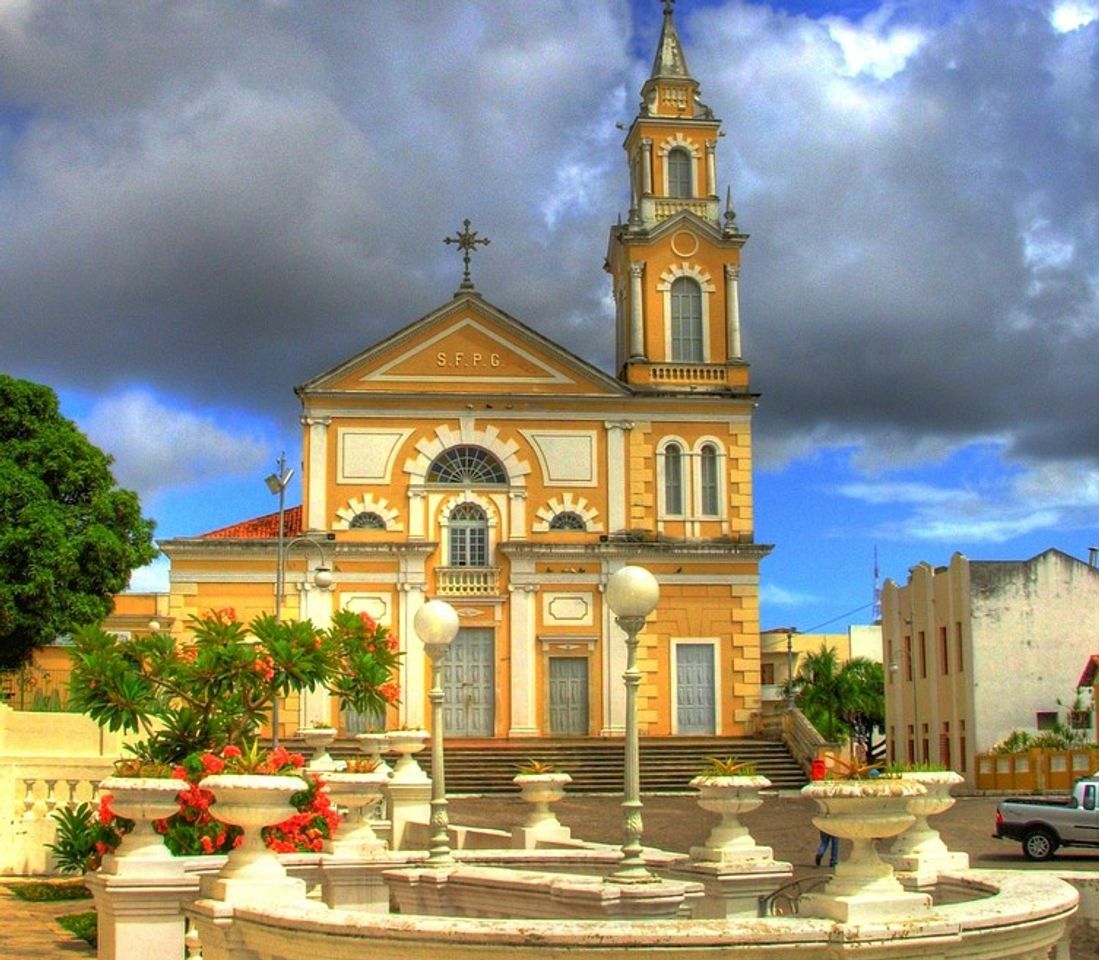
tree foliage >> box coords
[793,646,885,755]
[68,607,401,763]
[0,375,156,667]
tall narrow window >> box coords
[664,443,683,515]
[940,626,949,675]
[670,277,703,362]
[667,148,692,198]
[448,503,487,567]
[699,444,719,515]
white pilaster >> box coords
[725,264,742,360]
[629,262,645,359]
[706,141,717,196]
[641,138,653,195]
[408,487,427,540]
[508,578,539,737]
[298,579,335,728]
[603,421,633,533]
[301,416,331,532]
[398,568,428,729]
[600,572,628,736]
[508,489,527,541]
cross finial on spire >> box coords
[443,218,491,291]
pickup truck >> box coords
[994,776,1099,860]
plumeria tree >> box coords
[69,606,401,764]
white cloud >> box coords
[127,555,170,593]
[81,389,270,501]
[837,481,973,506]
[903,510,1062,543]
[1050,2,1098,32]
[824,10,925,80]
[760,583,821,606]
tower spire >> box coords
[650,0,692,82]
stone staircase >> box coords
[316,736,806,794]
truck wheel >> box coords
[1022,828,1058,861]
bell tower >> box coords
[607,0,749,393]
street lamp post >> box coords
[415,599,460,867]
[265,454,334,746]
[784,628,797,710]
[605,564,660,883]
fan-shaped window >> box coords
[700,444,719,516]
[449,502,488,567]
[349,511,386,530]
[670,277,703,362]
[664,443,683,515]
[668,148,692,198]
[549,511,586,531]
[427,446,508,485]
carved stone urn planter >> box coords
[323,770,390,856]
[799,778,932,922]
[355,732,392,777]
[688,774,773,864]
[199,773,309,905]
[97,777,183,876]
[387,730,429,783]
[301,727,340,772]
[513,772,572,845]
[884,770,968,884]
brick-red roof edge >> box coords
[200,505,303,539]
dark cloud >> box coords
[0,0,1096,476]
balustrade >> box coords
[434,567,499,597]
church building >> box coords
[160,4,772,741]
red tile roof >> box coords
[200,505,303,539]
[1079,654,1099,688]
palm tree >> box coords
[793,647,885,751]
[793,646,846,741]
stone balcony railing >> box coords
[642,196,718,225]
[647,363,729,388]
[434,567,500,597]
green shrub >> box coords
[57,910,97,947]
[4,881,91,902]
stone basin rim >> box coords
[198,869,1077,947]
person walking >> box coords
[814,829,838,867]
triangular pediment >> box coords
[300,294,626,397]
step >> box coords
[292,735,807,795]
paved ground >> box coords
[3,792,1095,956]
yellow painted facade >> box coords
[158,6,772,741]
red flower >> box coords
[200,835,215,854]
[358,612,377,633]
[200,753,226,774]
[221,745,242,759]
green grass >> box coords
[4,880,92,902]
[57,910,97,946]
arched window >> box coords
[349,511,386,530]
[699,444,719,516]
[549,511,586,531]
[448,502,488,567]
[670,277,703,362]
[664,443,683,515]
[668,148,692,198]
[427,445,508,485]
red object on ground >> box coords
[810,758,826,781]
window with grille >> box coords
[670,277,703,362]
[700,444,719,515]
[664,443,683,515]
[349,511,386,530]
[549,511,586,531]
[448,502,488,567]
[427,445,508,484]
[667,148,692,198]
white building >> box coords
[882,549,1099,783]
